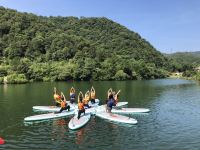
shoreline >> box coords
[1,77,199,84]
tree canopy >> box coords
[0,7,171,83]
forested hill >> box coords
[164,51,200,72]
[0,7,170,83]
[167,51,200,65]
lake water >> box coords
[0,79,200,149]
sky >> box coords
[0,0,200,53]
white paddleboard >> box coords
[112,108,150,114]
[115,102,128,107]
[88,99,100,107]
[74,105,98,115]
[32,106,61,112]
[95,101,129,113]
[24,111,74,121]
[68,113,91,130]
[95,112,137,124]
[32,102,76,112]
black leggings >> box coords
[56,102,61,107]
[78,109,85,119]
[84,104,91,108]
[91,99,95,104]
[59,105,70,113]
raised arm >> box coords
[54,87,57,94]
[116,90,121,96]
[70,87,75,93]
[91,86,95,92]
[78,91,84,103]
[107,88,112,98]
[61,92,66,101]
[85,90,90,99]
[91,86,95,95]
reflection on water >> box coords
[0,79,200,149]
[75,128,85,145]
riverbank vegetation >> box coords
[166,52,200,81]
[0,7,182,83]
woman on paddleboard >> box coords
[53,87,61,107]
[114,90,121,104]
[90,86,96,104]
[78,92,85,119]
[59,92,70,113]
[106,93,116,113]
[107,88,112,99]
[83,90,91,108]
[106,88,113,105]
[69,87,75,104]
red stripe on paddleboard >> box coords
[0,137,5,145]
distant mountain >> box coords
[166,51,200,65]
[190,51,200,56]
[0,6,170,83]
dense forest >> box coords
[0,7,178,83]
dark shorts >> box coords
[59,105,70,113]
[70,99,75,104]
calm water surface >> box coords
[0,79,200,150]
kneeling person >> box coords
[78,92,85,119]
[90,86,96,104]
[59,92,70,113]
[107,94,116,113]
[83,90,91,108]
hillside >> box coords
[0,7,170,83]
[165,51,200,79]
[166,51,200,65]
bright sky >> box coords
[0,0,200,53]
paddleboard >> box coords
[24,111,74,121]
[32,103,76,112]
[88,99,100,107]
[0,137,5,145]
[95,112,137,124]
[74,105,98,115]
[112,108,150,114]
[33,106,61,112]
[68,113,91,130]
[115,102,128,107]
[94,101,129,112]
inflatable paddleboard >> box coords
[68,113,91,130]
[94,101,129,113]
[88,99,100,107]
[115,102,128,107]
[95,112,137,124]
[33,106,61,112]
[112,108,150,114]
[32,99,99,112]
[74,105,98,115]
[32,103,76,112]
[24,111,74,121]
